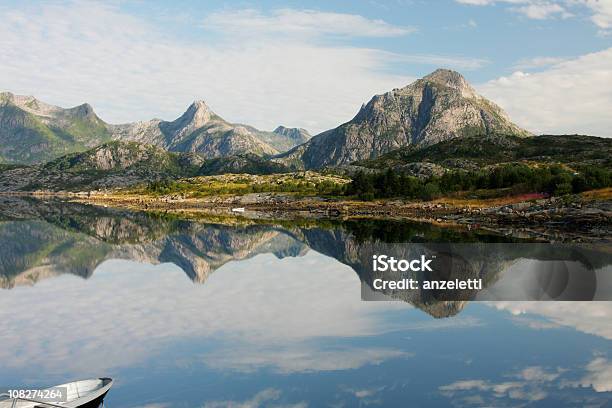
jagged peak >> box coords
[172,99,215,128]
[0,91,64,116]
[423,68,465,83]
[67,102,98,120]
[1,91,37,105]
[189,99,211,112]
[185,99,213,118]
[273,125,308,134]
[274,125,289,133]
[420,68,475,95]
[0,92,98,119]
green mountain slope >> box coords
[359,134,612,172]
[0,92,112,164]
[199,153,290,175]
[0,141,204,191]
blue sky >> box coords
[125,0,611,81]
[0,0,611,135]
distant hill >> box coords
[0,141,202,191]
[199,153,290,176]
[274,69,530,169]
[0,92,112,164]
[357,134,612,174]
[267,126,311,151]
[0,141,295,191]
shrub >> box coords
[346,163,611,201]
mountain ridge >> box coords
[0,91,112,164]
[0,93,308,164]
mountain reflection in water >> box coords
[0,197,610,407]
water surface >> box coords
[0,198,610,407]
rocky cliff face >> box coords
[275,69,531,169]
[0,92,112,164]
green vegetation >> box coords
[44,141,196,176]
[347,134,612,201]
[141,172,349,197]
[199,153,290,175]
[361,134,612,170]
[347,164,611,201]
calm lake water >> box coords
[0,198,610,407]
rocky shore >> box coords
[42,188,610,243]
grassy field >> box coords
[130,171,351,198]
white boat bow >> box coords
[0,378,113,408]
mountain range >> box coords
[0,92,310,164]
[3,68,608,192]
[109,100,310,158]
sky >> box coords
[0,0,611,136]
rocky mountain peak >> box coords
[267,125,311,150]
[420,68,476,98]
[67,103,99,120]
[189,99,211,112]
[274,125,288,133]
[423,68,466,85]
[174,99,213,129]
[273,125,310,137]
[0,91,62,116]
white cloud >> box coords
[455,0,612,24]
[439,375,549,402]
[202,346,411,374]
[203,388,307,408]
[202,8,415,38]
[579,357,612,392]
[513,56,569,69]
[439,379,490,391]
[515,2,572,19]
[519,366,564,382]
[439,366,585,404]
[477,47,612,136]
[488,301,612,339]
[577,0,612,29]
[395,53,490,70]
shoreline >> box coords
[21,188,606,243]
[2,189,610,242]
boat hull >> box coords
[74,390,109,408]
